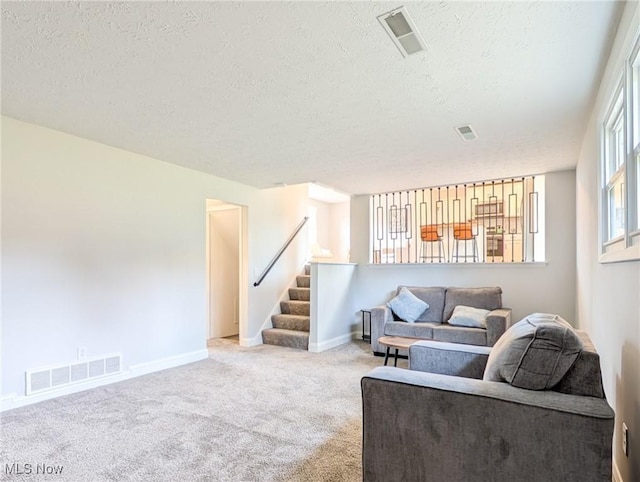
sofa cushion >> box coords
[397,286,446,323]
[385,321,439,339]
[387,287,429,323]
[432,325,487,346]
[483,313,584,390]
[443,287,502,322]
[448,305,489,328]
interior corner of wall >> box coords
[240,332,263,347]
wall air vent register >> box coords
[25,354,122,395]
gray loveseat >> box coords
[361,316,615,482]
[371,286,511,355]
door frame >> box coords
[205,200,248,341]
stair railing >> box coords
[253,216,309,287]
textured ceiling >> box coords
[1,1,624,195]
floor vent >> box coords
[26,354,122,396]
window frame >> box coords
[630,35,640,237]
[599,31,640,263]
[601,81,625,245]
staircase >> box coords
[262,265,311,350]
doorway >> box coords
[206,201,244,342]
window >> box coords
[632,38,640,231]
[602,86,625,241]
[600,31,640,262]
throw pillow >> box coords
[483,313,583,390]
[448,305,489,328]
[387,287,429,323]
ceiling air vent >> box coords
[455,125,478,141]
[378,7,425,57]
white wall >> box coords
[309,199,331,252]
[309,262,357,352]
[308,199,350,263]
[350,170,577,324]
[575,3,640,480]
[1,117,309,407]
[330,202,350,263]
[248,183,309,341]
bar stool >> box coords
[420,225,445,262]
[452,222,478,262]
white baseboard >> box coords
[128,349,208,376]
[613,459,623,482]
[309,332,356,353]
[240,333,263,347]
[1,349,208,412]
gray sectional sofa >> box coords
[362,315,615,481]
[371,286,511,355]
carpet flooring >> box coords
[1,339,401,481]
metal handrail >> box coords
[253,216,309,287]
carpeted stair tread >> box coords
[280,300,310,316]
[271,314,310,331]
[262,328,309,350]
[289,287,310,301]
[261,266,312,351]
[296,275,311,288]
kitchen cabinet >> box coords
[475,202,504,218]
[503,235,524,262]
[485,234,504,257]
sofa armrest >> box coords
[370,305,393,353]
[362,367,614,482]
[409,340,491,379]
[486,307,511,346]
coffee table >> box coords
[377,336,420,367]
